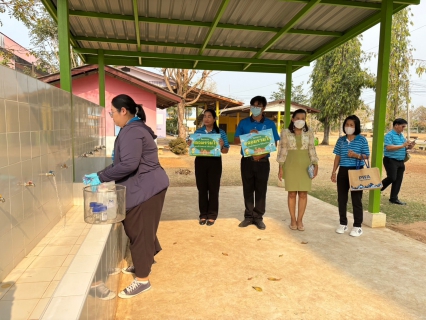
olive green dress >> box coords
[283,135,312,191]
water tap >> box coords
[60,164,68,169]
[0,194,5,203]
[22,181,36,187]
[81,153,89,158]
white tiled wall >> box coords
[0,66,105,283]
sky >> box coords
[1,2,425,108]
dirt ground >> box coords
[159,132,426,243]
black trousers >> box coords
[122,189,167,278]
[241,157,270,221]
[381,157,405,202]
[195,157,222,220]
[337,167,363,227]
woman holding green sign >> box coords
[277,109,319,231]
[189,109,229,226]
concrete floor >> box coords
[116,186,426,320]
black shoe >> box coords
[389,199,406,205]
[206,220,215,226]
[199,219,207,225]
[238,219,253,227]
[253,220,266,230]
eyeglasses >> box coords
[108,110,117,118]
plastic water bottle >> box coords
[92,206,102,223]
[100,205,108,222]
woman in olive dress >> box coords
[277,109,319,231]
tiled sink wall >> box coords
[0,66,105,283]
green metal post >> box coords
[285,62,292,127]
[98,50,105,107]
[369,0,393,213]
[57,0,72,93]
[57,0,75,180]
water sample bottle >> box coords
[92,206,102,224]
[100,205,108,222]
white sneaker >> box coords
[335,225,348,234]
[350,227,363,237]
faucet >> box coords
[22,181,36,187]
[60,164,68,169]
[40,171,55,176]
[0,194,5,203]
[81,153,89,158]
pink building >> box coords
[39,65,182,153]
[0,32,46,76]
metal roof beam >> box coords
[244,0,320,69]
[69,10,341,36]
[85,56,298,74]
[132,0,142,64]
[199,0,230,56]
[75,48,310,66]
[280,0,419,7]
[74,36,312,55]
[194,0,231,67]
[303,3,407,62]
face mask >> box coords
[345,127,355,135]
[250,106,262,117]
[294,120,305,129]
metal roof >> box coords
[42,0,419,74]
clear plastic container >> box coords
[84,184,126,224]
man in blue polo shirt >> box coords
[234,96,280,230]
[381,118,415,205]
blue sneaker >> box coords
[118,279,151,299]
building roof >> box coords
[38,65,182,108]
[42,0,418,74]
[220,99,320,114]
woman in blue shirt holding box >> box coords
[331,115,370,237]
[189,109,229,226]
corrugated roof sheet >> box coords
[46,0,417,73]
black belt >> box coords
[384,157,404,162]
[242,156,269,162]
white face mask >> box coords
[345,127,355,135]
[294,120,305,129]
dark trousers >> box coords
[195,157,222,220]
[381,157,405,201]
[241,157,270,221]
[122,189,167,278]
[337,167,363,227]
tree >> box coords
[412,106,426,131]
[1,0,82,74]
[270,82,310,105]
[387,8,414,128]
[162,69,212,139]
[310,37,375,144]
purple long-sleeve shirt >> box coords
[97,120,169,210]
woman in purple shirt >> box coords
[84,94,169,299]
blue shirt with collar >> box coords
[194,126,230,149]
[333,135,370,167]
[384,129,406,161]
[235,116,280,157]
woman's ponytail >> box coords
[136,104,146,122]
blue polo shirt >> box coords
[384,129,406,161]
[194,126,230,149]
[333,135,370,167]
[235,116,280,157]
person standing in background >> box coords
[234,96,280,230]
[188,109,229,226]
[331,115,370,237]
[381,118,415,205]
[277,109,319,231]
